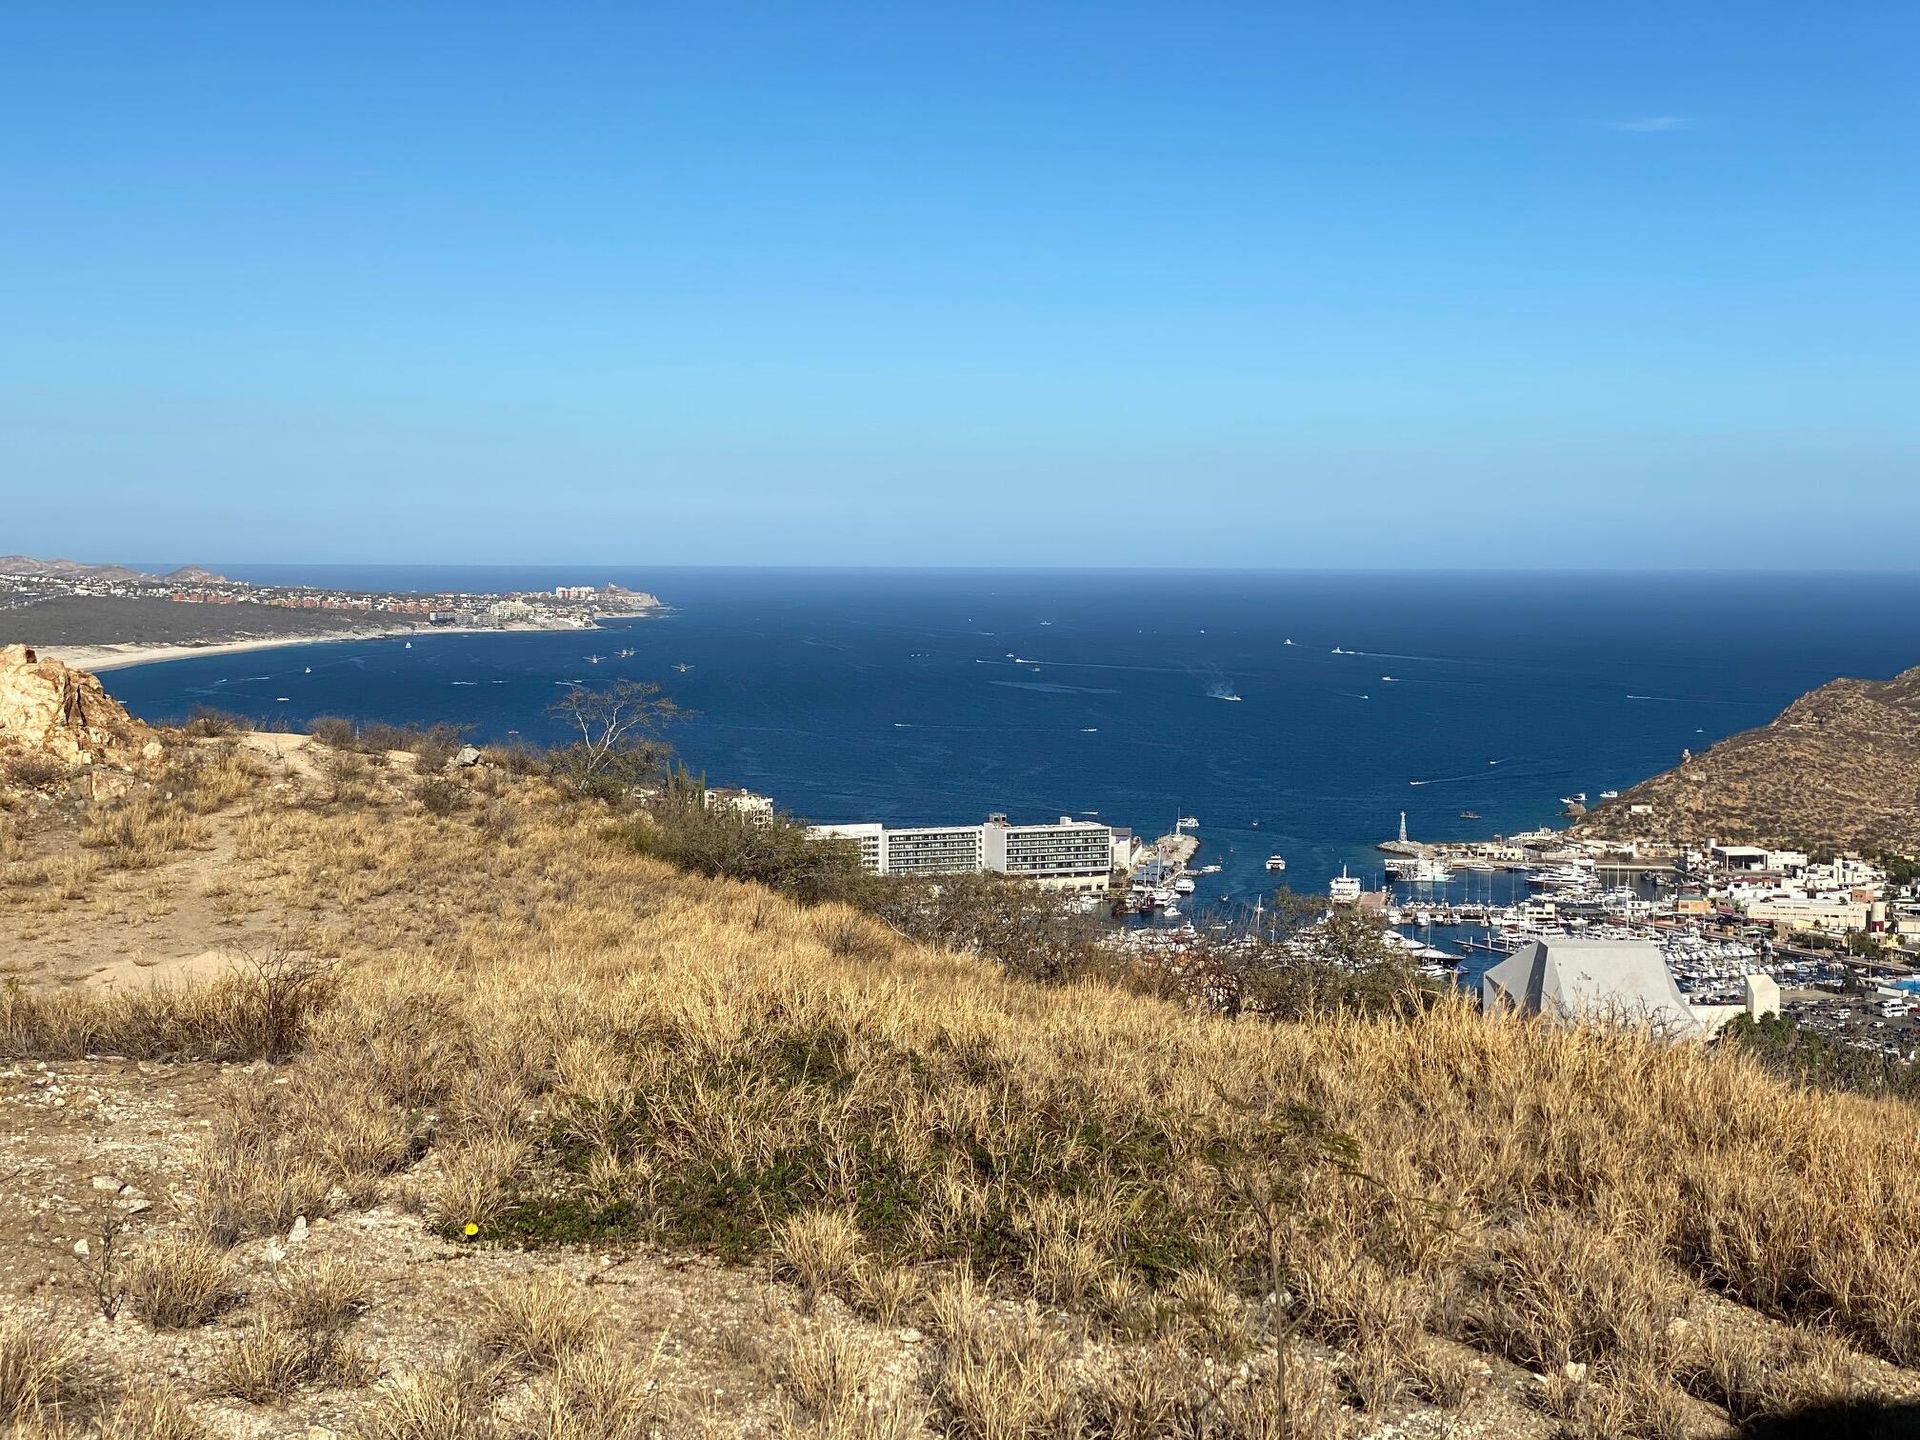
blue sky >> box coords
[3,3,1914,567]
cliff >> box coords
[1578,664,1920,853]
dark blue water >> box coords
[101,569,1920,915]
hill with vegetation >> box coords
[3,662,1920,1438]
[1578,665,1920,854]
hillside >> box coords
[1578,665,1920,854]
[0,556,228,584]
[3,595,372,649]
[3,663,1920,1436]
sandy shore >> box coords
[45,624,547,674]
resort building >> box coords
[983,816,1115,891]
[807,815,1117,890]
[884,825,989,877]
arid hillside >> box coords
[1578,664,1920,853]
[5,668,1920,1437]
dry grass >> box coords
[129,1235,236,1329]
[93,1386,213,1440]
[207,1314,373,1404]
[0,1314,96,1427]
[475,1277,602,1372]
[14,747,1920,1435]
[359,1353,505,1440]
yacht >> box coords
[673,663,693,673]
[1177,816,1200,829]
[1329,866,1362,904]
[1266,855,1288,872]
[1173,877,1196,895]
[1459,810,1481,821]
[403,641,412,650]
[1599,789,1620,800]
[1559,792,1588,806]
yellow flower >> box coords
[463,1222,480,1238]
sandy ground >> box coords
[44,626,521,674]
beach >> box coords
[44,623,553,674]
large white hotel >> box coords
[808,814,1128,892]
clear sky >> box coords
[3,3,1914,568]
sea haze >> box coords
[100,569,1920,913]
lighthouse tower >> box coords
[1399,811,1408,845]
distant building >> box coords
[704,787,774,820]
[554,585,597,600]
[983,816,1113,891]
[806,815,1116,890]
[1711,844,1771,872]
[1482,939,1710,1038]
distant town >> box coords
[0,556,660,632]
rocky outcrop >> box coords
[1577,665,1920,854]
[0,645,157,771]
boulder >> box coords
[0,645,155,772]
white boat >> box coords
[1173,878,1196,895]
[1599,789,1620,800]
[1177,816,1200,829]
[1331,646,1345,654]
[1329,866,1362,904]
[1266,855,1288,872]
[403,641,412,650]
[303,666,312,674]
[1380,675,1395,682]
[1283,638,1295,646]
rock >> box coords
[288,1216,309,1247]
[90,1175,124,1193]
[447,745,483,770]
[1562,1361,1589,1383]
[0,646,154,771]
[72,1238,90,1258]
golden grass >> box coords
[0,1314,95,1427]
[128,1235,236,1329]
[21,753,1920,1434]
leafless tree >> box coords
[547,680,684,796]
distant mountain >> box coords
[1577,666,1920,854]
[0,555,226,584]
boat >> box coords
[303,666,312,675]
[618,648,635,658]
[1559,792,1588,805]
[1283,638,1295,646]
[1173,878,1196,895]
[1331,646,1345,654]
[1329,866,1362,904]
[674,663,693,673]
[1177,816,1200,829]
[1265,855,1288,872]
[403,640,412,649]
[1380,675,1395,682]
[1459,810,1481,821]
[586,655,604,664]
[1599,789,1620,800]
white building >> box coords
[983,816,1114,892]
[704,787,775,820]
[806,815,1115,890]
[885,825,988,877]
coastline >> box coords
[45,622,582,675]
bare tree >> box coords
[546,680,684,797]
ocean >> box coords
[100,568,1920,934]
